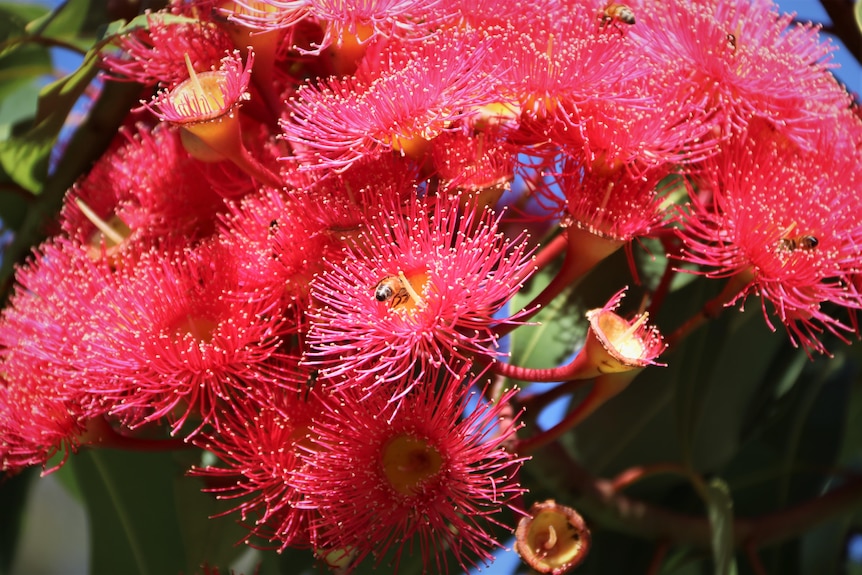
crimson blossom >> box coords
[100,15,235,87]
[281,27,501,170]
[60,122,249,263]
[632,0,849,147]
[73,242,300,436]
[292,365,525,573]
[305,195,534,393]
[191,388,324,550]
[675,121,862,354]
[0,240,112,472]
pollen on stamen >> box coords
[74,198,128,248]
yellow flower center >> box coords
[381,434,444,496]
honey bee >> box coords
[779,235,819,252]
[599,2,636,30]
[374,275,410,308]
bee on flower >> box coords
[675,121,862,354]
[305,195,535,394]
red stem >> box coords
[533,441,862,550]
[645,540,670,575]
[516,372,635,453]
[517,377,593,414]
[746,542,768,575]
[645,235,681,318]
[610,463,693,493]
[494,231,570,340]
[86,417,190,452]
[489,349,593,383]
[665,271,751,350]
[519,230,568,284]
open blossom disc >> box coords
[293,366,525,572]
[306,195,534,391]
[281,28,500,169]
[77,243,298,435]
[191,389,324,549]
[676,121,862,353]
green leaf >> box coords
[170,450,250,571]
[0,3,49,47]
[856,0,862,37]
[567,274,719,475]
[703,478,736,575]
[0,190,32,241]
[0,468,38,575]
[25,0,109,52]
[0,42,51,100]
[72,449,195,575]
[109,11,199,37]
[0,74,42,132]
[685,309,789,471]
[0,45,98,193]
[508,263,581,373]
[800,513,854,575]
[508,244,634,376]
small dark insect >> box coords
[374,276,410,308]
[779,235,819,252]
[599,2,636,30]
[726,33,737,51]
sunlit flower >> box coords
[293,365,525,572]
[61,123,248,262]
[281,29,500,169]
[305,196,534,392]
[0,239,113,472]
[191,388,323,550]
[100,15,234,87]
[676,121,862,353]
[284,151,419,237]
[633,0,849,147]
[78,243,300,435]
[491,7,642,123]
[0,370,89,474]
[217,186,333,307]
[430,129,514,203]
[307,0,439,50]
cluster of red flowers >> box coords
[1,0,861,572]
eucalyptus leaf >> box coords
[686,309,788,472]
[170,451,250,571]
[109,11,200,37]
[800,514,853,575]
[0,76,41,130]
[508,261,578,373]
[72,448,194,575]
[0,3,49,54]
[0,43,51,100]
[0,47,98,193]
[0,190,31,242]
[24,0,109,52]
[0,468,37,575]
